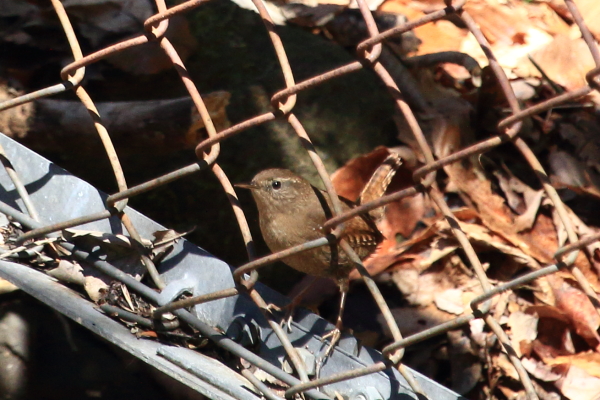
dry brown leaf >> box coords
[464,0,536,46]
[555,365,600,400]
[137,331,159,338]
[513,190,544,233]
[497,385,527,400]
[382,207,542,279]
[551,277,600,350]
[62,229,147,280]
[395,75,473,162]
[469,317,486,344]
[550,203,569,249]
[548,352,600,379]
[531,276,557,306]
[379,0,468,55]
[151,229,186,263]
[518,211,560,264]
[521,357,561,382]
[562,208,600,283]
[445,159,598,290]
[392,265,457,307]
[525,2,571,36]
[494,166,532,213]
[445,161,555,264]
[84,276,109,303]
[494,352,520,381]
[556,118,600,186]
[459,1,553,72]
[47,260,85,286]
[332,146,393,200]
[355,222,442,278]
[549,143,600,201]
[494,166,545,232]
[333,146,431,277]
[563,329,577,356]
[514,34,600,103]
[526,305,570,323]
[533,339,566,362]
[406,235,459,272]
[573,0,600,41]
[493,291,511,321]
[548,201,600,291]
[187,91,232,146]
[388,0,567,78]
[507,311,539,358]
[331,146,423,238]
[434,288,465,315]
[0,278,18,295]
[371,202,553,314]
[460,219,541,271]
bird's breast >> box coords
[259,213,324,252]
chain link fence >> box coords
[1,0,600,399]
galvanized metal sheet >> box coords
[0,133,462,400]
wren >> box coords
[237,155,401,354]
[237,168,382,282]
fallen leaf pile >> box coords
[0,222,199,342]
[328,143,600,398]
[283,0,600,398]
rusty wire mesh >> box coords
[1,0,600,399]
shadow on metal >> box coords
[0,133,462,400]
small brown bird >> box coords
[237,155,401,352]
[239,168,381,280]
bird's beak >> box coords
[234,182,258,190]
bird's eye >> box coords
[271,180,282,190]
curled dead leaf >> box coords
[84,276,109,303]
[47,260,85,286]
[551,278,600,350]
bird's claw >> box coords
[263,302,296,332]
[321,327,341,359]
[263,303,282,314]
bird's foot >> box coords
[263,302,296,332]
[280,304,296,333]
[321,327,342,359]
[315,327,342,376]
[263,302,282,314]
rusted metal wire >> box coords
[99,304,180,330]
[0,0,85,112]
[121,213,166,290]
[285,362,389,398]
[0,144,40,222]
[1,0,599,398]
[153,287,240,318]
[15,210,114,244]
[485,315,538,400]
[241,368,285,400]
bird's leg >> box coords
[264,276,319,332]
[321,278,349,358]
[283,276,319,331]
